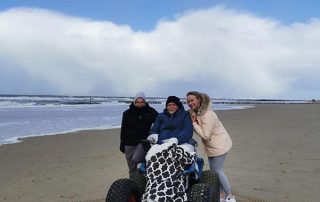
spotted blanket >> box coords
[142,138,195,202]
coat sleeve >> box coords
[120,112,128,152]
[193,111,215,141]
[175,112,193,144]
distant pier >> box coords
[118,98,316,105]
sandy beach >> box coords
[1,104,319,202]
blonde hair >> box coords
[186,91,203,103]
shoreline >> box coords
[0,125,121,146]
[1,104,320,201]
[0,104,252,146]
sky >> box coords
[1,0,320,99]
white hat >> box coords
[134,91,146,102]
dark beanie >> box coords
[166,96,181,107]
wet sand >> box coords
[0,104,319,202]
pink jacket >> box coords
[191,94,232,157]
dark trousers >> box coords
[125,143,146,177]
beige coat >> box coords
[191,94,232,157]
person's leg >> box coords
[132,143,147,164]
[125,145,138,177]
[208,153,233,200]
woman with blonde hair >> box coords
[186,91,236,202]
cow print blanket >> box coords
[142,138,195,202]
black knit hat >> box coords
[166,96,181,107]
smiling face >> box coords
[166,102,179,114]
[187,94,201,112]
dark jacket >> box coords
[120,103,158,152]
[150,105,193,145]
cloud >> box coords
[0,6,320,98]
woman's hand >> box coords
[191,114,197,123]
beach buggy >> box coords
[106,138,220,202]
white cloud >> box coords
[0,6,320,99]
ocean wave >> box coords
[0,125,121,146]
[0,121,30,127]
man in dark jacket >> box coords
[120,92,158,177]
[142,96,194,201]
[149,96,193,144]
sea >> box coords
[1,94,304,146]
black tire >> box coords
[201,170,220,201]
[106,178,139,202]
[188,183,214,202]
[130,170,146,199]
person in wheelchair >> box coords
[148,95,193,145]
[141,96,194,201]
